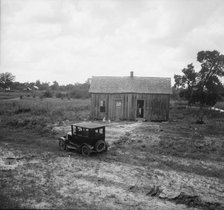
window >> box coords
[76,127,89,137]
[94,128,104,135]
[100,100,106,112]
[83,128,89,137]
[72,126,76,135]
[99,128,103,134]
[76,127,82,135]
[116,101,122,107]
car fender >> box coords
[58,136,66,142]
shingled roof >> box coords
[89,76,172,94]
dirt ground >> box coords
[0,119,224,209]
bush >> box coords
[42,90,53,98]
[70,89,90,99]
[14,108,31,114]
[56,92,63,98]
[56,91,69,99]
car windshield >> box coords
[76,126,89,137]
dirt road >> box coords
[0,121,224,209]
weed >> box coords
[15,108,31,114]
[0,98,90,135]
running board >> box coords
[67,145,78,150]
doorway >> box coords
[137,100,144,118]
[115,100,122,121]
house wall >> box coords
[90,93,170,121]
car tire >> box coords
[59,140,67,151]
[81,145,90,156]
[95,140,106,153]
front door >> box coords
[137,100,144,118]
[115,100,122,121]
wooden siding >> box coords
[90,93,170,121]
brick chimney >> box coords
[130,71,134,78]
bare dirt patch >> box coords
[0,118,224,209]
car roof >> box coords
[72,122,105,129]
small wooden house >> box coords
[89,72,172,121]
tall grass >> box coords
[0,98,90,134]
[0,91,24,100]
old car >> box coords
[58,122,108,156]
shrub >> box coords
[56,92,63,98]
[56,91,69,99]
[14,108,31,114]
[42,90,53,98]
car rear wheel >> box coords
[95,140,106,153]
[59,140,67,151]
[81,145,90,156]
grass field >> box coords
[0,91,25,100]
[0,97,90,134]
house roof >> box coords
[89,76,172,94]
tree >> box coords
[174,50,224,122]
[0,72,15,90]
[11,82,26,91]
[69,81,90,99]
[40,82,50,90]
[174,63,198,104]
[35,80,41,89]
[51,81,59,90]
[197,50,224,97]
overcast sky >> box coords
[1,0,224,85]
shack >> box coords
[89,72,172,121]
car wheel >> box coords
[59,140,67,151]
[95,140,106,153]
[81,145,90,156]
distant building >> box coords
[89,72,172,121]
[33,85,39,90]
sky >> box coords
[1,0,224,85]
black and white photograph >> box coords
[0,0,224,209]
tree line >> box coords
[0,73,90,99]
[1,49,224,102]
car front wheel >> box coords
[59,140,67,151]
[81,145,90,156]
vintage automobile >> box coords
[58,122,108,156]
